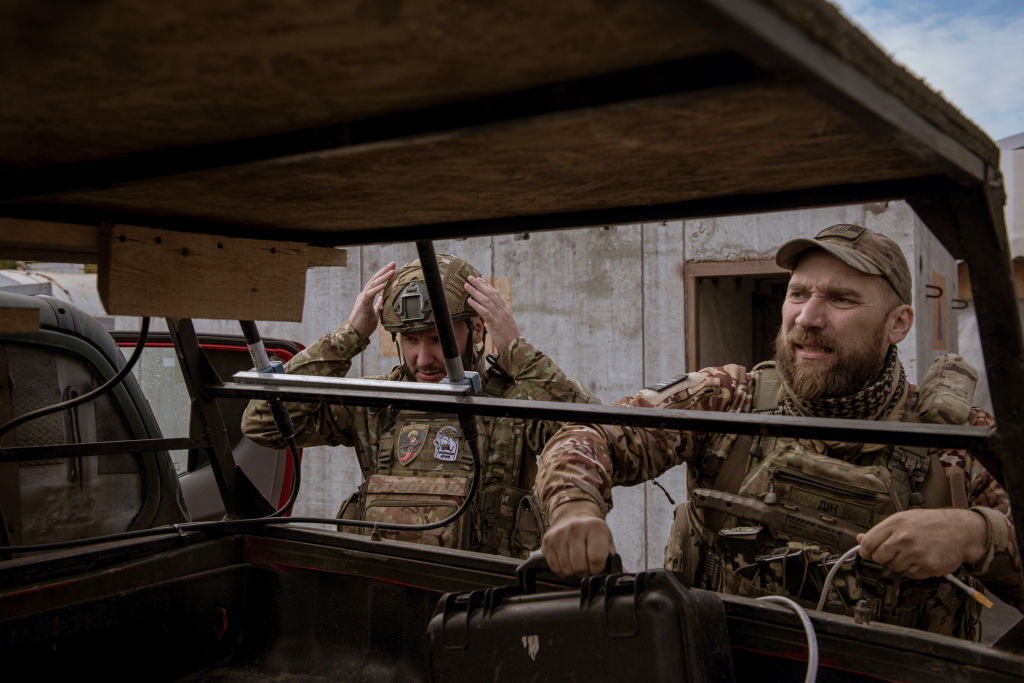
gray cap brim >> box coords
[775,239,887,278]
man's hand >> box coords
[347,262,396,339]
[465,276,521,353]
[541,500,615,578]
[857,508,989,579]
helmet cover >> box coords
[379,254,481,333]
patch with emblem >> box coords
[433,425,460,462]
[397,424,429,465]
[647,373,689,392]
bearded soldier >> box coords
[243,253,598,557]
[537,224,1023,639]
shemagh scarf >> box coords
[781,346,907,459]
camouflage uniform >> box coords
[536,358,1022,637]
[243,320,598,558]
[538,225,1023,639]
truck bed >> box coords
[3,527,1022,682]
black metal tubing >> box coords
[0,52,765,202]
[414,241,466,384]
[167,319,273,518]
[411,241,482,481]
[0,438,198,464]
[213,381,991,452]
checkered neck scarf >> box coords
[782,346,906,422]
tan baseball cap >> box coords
[775,224,912,304]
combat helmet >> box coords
[379,254,481,334]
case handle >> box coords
[516,553,623,594]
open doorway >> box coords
[684,260,789,371]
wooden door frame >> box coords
[684,259,787,371]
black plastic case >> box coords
[428,556,735,682]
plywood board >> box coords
[18,85,935,239]
[97,225,308,320]
[1,0,717,169]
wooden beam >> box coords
[307,246,348,267]
[684,259,787,278]
[0,219,99,263]
[0,307,41,334]
[97,225,343,321]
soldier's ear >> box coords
[472,317,485,344]
[886,304,914,345]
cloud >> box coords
[831,1,1024,140]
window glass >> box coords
[130,347,190,474]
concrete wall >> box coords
[16,199,958,572]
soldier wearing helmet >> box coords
[242,253,598,556]
[378,254,491,382]
[536,224,1023,639]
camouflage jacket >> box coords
[536,361,1024,613]
[243,320,599,555]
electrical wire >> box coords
[756,595,818,683]
[0,477,481,554]
[817,544,861,611]
[944,572,994,608]
[0,317,151,440]
[817,544,994,612]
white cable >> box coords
[944,572,994,608]
[817,544,861,611]
[757,595,819,683]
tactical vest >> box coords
[664,354,983,639]
[337,359,547,557]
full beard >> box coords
[773,322,888,402]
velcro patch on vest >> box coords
[433,425,461,462]
[647,372,690,392]
[638,372,705,406]
[398,424,429,465]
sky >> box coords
[830,0,1024,143]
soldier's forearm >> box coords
[549,499,604,525]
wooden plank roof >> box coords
[0,0,1003,249]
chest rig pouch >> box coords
[677,357,980,638]
[471,366,547,558]
[357,411,476,548]
[704,440,899,600]
[343,364,546,557]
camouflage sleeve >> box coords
[536,366,750,517]
[496,336,601,405]
[240,321,376,449]
[957,408,1024,611]
[495,336,602,456]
